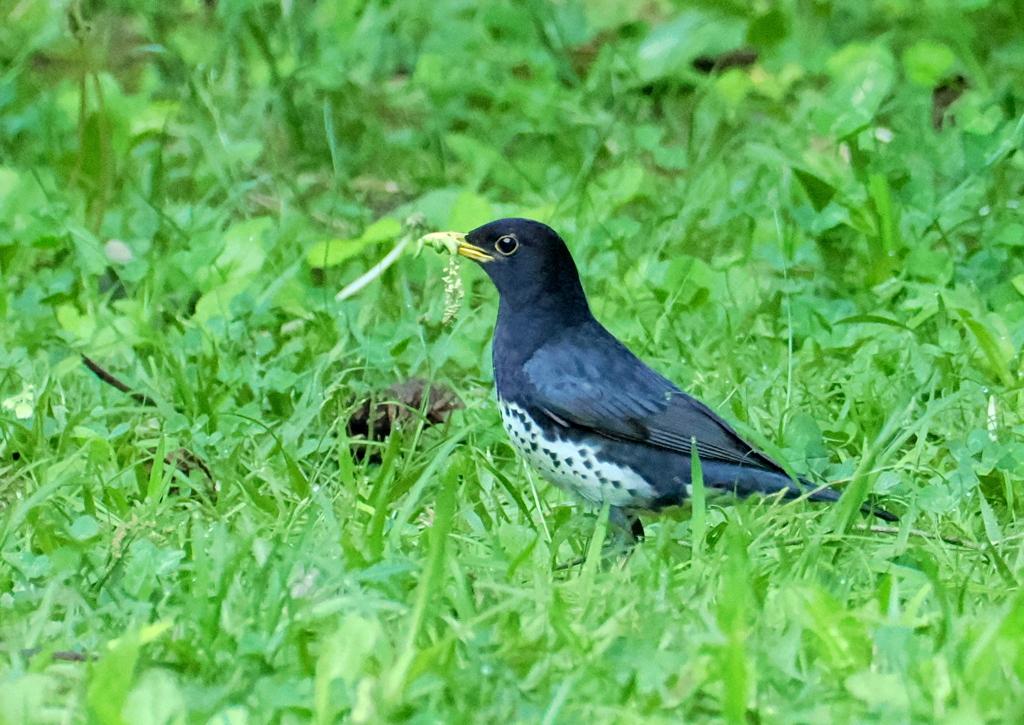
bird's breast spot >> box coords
[498,400,655,508]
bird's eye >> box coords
[495,235,519,256]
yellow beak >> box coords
[420,231,494,262]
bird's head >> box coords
[425,218,590,317]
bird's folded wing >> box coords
[524,338,782,471]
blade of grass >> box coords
[385,452,459,702]
[580,501,610,601]
[387,425,474,551]
[691,439,706,562]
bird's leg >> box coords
[608,505,630,531]
[554,507,643,571]
[609,506,644,541]
[609,506,646,549]
[600,507,642,570]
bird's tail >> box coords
[701,460,898,522]
[801,478,898,522]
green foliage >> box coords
[2,0,1024,723]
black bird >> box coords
[426,218,896,535]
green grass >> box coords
[2,1,1024,722]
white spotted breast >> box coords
[497,399,656,508]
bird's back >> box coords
[494,317,829,509]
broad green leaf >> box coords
[88,628,141,725]
[747,8,788,47]
[902,40,956,87]
[305,218,402,268]
[999,590,1024,681]
[997,224,1024,247]
[793,168,836,212]
[391,189,462,228]
[637,10,746,81]
[957,91,1004,135]
[215,218,272,281]
[1011,274,1024,298]
[0,167,21,220]
[305,237,372,268]
[662,255,713,306]
[360,217,402,244]
[817,43,896,138]
[2,384,36,419]
[446,191,493,231]
[801,587,872,671]
[56,304,96,340]
[445,134,502,186]
[315,616,382,725]
[715,68,753,108]
[122,669,186,725]
[192,278,250,325]
[519,204,555,224]
[845,671,909,708]
[596,162,645,208]
[69,514,99,540]
[0,674,51,725]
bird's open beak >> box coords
[420,231,494,262]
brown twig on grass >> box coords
[81,354,158,408]
[851,524,982,550]
[19,648,97,662]
[80,355,214,486]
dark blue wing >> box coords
[522,324,784,473]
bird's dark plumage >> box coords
[452,218,895,530]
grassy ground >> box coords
[3,1,1024,723]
